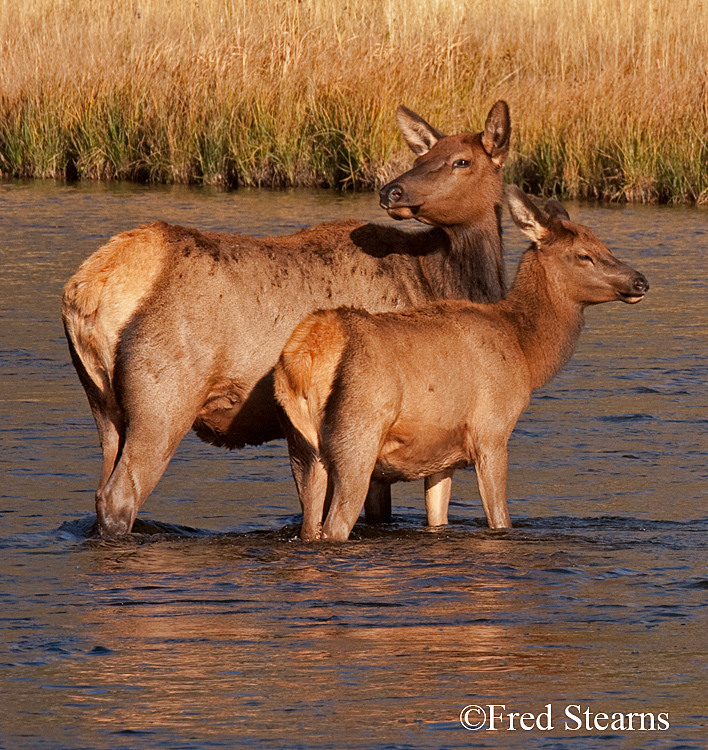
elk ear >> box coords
[396,105,446,156]
[544,199,570,221]
[481,100,511,167]
[507,185,550,243]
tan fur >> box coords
[62,224,170,396]
[276,187,649,541]
[275,311,347,449]
[61,102,513,539]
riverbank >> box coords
[1,0,706,202]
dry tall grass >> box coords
[1,0,706,201]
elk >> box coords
[274,186,649,541]
[62,101,511,538]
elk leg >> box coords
[283,425,329,541]
[284,429,331,542]
[424,468,454,526]
[364,480,392,524]
[320,407,390,541]
[299,458,331,541]
[95,399,198,537]
[64,325,123,496]
[94,410,123,494]
[68,348,123,495]
[83,386,127,497]
[473,444,511,529]
[96,449,169,537]
[321,451,380,542]
[321,472,372,541]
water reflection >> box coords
[69,538,546,741]
[18,521,700,748]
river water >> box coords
[0,180,706,749]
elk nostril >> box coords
[387,185,403,203]
[634,275,649,293]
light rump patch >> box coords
[275,310,348,450]
[62,223,172,395]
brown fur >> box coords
[62,102,512,537]
[274,187,649,541]
[275,311,348,448]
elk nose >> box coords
[380,184,404,205]
[633,274,649,293]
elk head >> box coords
[506,185,650,307]
[380,101,511,227]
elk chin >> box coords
[385,205,420,221]
[617,291,645,304]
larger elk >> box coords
[62,101,511,538]
[274,186,649,541]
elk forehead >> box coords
[411,132,484,170]
[567,223,613,257]
[543,219,613,260]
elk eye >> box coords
[576,253,594,264]
[452,159,470,169]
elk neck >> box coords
[499,247,586,390]
[422,204,506,303]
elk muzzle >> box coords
[379,181,420,220]
[618,272,649,304]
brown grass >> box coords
[1,0,707,201]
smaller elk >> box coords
[274,186,649,541]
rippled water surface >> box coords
[1,180,706,749]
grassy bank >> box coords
[1,0,707,202]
